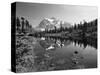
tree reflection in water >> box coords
[38,36,97,49]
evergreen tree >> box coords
[21,17,25,33]
[16,17,21,31]
[25,20,30,31]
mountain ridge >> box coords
[35,17,72,31]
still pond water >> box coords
[32,36,97,71]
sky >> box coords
[16,2,98,27]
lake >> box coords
[32,36,97,71]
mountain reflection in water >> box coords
[32,36,97,71]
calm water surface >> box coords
[32,36,97,71]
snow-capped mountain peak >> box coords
[45,18,54,22]
[36,17,71,31]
